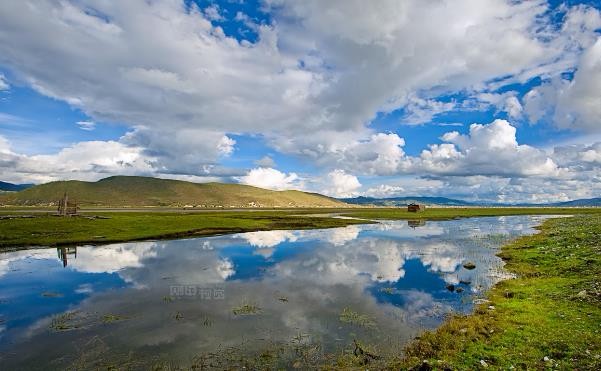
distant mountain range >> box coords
[340,196,474,206]
[550,198,601,207]
[341,196,601,207]
[0,181,34,192]
[0,176,346,208]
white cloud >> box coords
[400,96,456,125]
[364,184,405,198]
[255,155,276,168]
[76,121,96,131]
[203,5,224,21]
[475,91,523,119]
[0,135,154,183]
[419,119,559,177]
[523,50,601,130]
[238,167,300,190]
[323,169,361,198]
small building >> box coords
[407,203,425,212]
[57,192,78,216]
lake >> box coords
[0,215,553,369]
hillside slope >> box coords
[0,176,347,208]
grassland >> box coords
[341,206,601,220]
[0,210,367,249]
[385,214,601,370]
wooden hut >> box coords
[57,192,78,216]
[407,203,425,212]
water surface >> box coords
[0,215,552,368]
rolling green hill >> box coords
[0,176,347,208]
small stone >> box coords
[456,287,464,293]
[459,279,472,285]
[459,328,468,334]
[480,359,488,367]
[446,284,455,292]
[488,305,495,310]
[543,356,550,362]
[576,290,587,299]
[463,262,477,270]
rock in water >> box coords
[463,262,476,270]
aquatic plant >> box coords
[339,307,377,329]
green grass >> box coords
[389,215,601,370]
[0,210,366,249]
[342,206,601,220]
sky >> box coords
[0,0,600,203]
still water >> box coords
[0,216,552,369]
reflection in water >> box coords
[0,216,554,368]
[57,247,77,267]
[407,219,426,228]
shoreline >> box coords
[389,214,601,369]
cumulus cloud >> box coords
[238,167,300,190]
[0,135,154,183]
[323,169,361,198]
[419,119,559,177]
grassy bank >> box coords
[342,207,601,220]
[389,215,601,370]
[0,211,364,249]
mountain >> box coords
[0,176,347,208]
[341,196,474,206]
[550,198,601,207]
[342,195,601,207]
[0,181,34,192]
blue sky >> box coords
[0,0,600,202]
